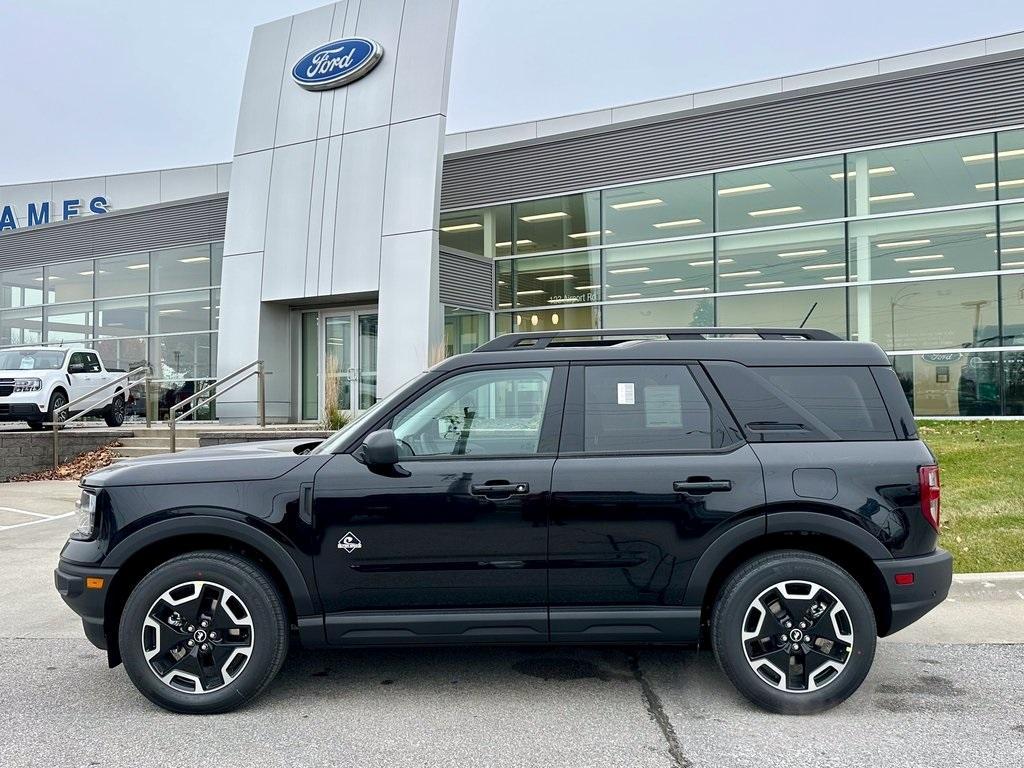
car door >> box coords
[81,352,107,410]
[548,361,765,642]
[312,363,567,646]
[64,352,93,409]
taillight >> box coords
[919,465,941,532]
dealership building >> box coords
[3,1,1024,420]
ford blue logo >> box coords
[292,38,383,91]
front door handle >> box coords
[673,480,732,494]
[470,482,530,497]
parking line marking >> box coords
[0,512,74,531]
[0,507,53,519]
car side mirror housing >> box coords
[359,429,400,466]
[68,362,86,374]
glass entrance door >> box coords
[323,314,353,415]
[308,309,378,419]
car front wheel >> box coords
[118,551,289,714]
[711,550,876,715]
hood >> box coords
[84,438,324,487]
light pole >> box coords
[889,288,920,352]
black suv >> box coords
[55,327,952,715]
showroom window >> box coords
[1,266,43,308]
[45,261,94,304]
[513,250,600,307]
[95,252,150,298]
[440,205,512,257]
[718,286,847,339]
[514,192,601,254]
[603,176,713,244]
[717,224,846,290]
[604,239,713,302]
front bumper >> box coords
[875,548,954,636]
[54,560,118,651]
[0,402,46,420]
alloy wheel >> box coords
[142,580,255,694]
[741,579,854,693]
[52,395,68,423]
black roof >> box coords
[435,328,891,370]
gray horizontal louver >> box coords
[440,57,1024,210]
[0,195,228,271]
[439,251,493,310]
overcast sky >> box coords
[2,0,1024,184]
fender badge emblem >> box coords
[338,532,362,553]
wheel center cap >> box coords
[789,628,804,642]
[193,629,208,643]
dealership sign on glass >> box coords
[292,38,383,91]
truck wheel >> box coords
[711,550,876,715]
[46,390,69,429]
[118,551,289,714]
[104,394,126,427]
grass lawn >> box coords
[917,420,1024,573]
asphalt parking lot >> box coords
[1,480,1022,768]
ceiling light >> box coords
[608,266,650,274]
[652,218,702,229]
[1002,260,1024,267]
[673,286,710,294]
[908,266,955,274]
[575,284,600,290]
[822,275,847,282]
[893,254,944,262]
[567,230,612,239]
[520,211,570,222]
[801,263,845,270]
[778,249,827,258]
[876,239,931,248]
[158,309,184,314]
[1000,247,1024,255]
[607,293,642,299]
[962,148,1024,164]
[201,306,211,310]
[33,277,44,281]
[535,274,575,281]
[494,239,534,248]
[440,222,483,232]
[516,289,545,296]
[610,198,664,210]
[720,270,762,278]
[78,271,94,276]
[179,256,210,264]
[745,281,785,287]
[975,179,1024,190]
[986,230,1024,238]
[718,183,772,196]
[749,205,803,217]
[126,263,149,270]
[689,259,731,267]
[829,166,896,180]
[869,192,915,202]
[643,277,683,285]
[498,302,512,308]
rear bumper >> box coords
[875,548,954,636]
[54,560,118,651]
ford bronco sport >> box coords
[55,327,952,715]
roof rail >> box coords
[473,327,841,352]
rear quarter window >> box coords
[704,362,896,441]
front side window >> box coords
[583,365,712,452]
[392,368,554,457]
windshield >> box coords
[0,349,67,371]
[312,375,421,454]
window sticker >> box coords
[616,382,635,405]
[644,384,683,427]
[20,356,34,370]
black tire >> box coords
[46,390,69,429]
[26,420,44,431]
[104,394,126,427]
[711,550,876,715]
[118,551,289,714]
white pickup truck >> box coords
[0,346,129,429]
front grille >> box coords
[0,379,13,398]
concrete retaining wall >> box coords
[197,430,332,448]
[0,429,133,481]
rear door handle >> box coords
[471,482,530,496]
[673,480,732,494]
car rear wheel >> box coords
[711,550,876,715]
[104,394,126,427]
[118,551,289,714]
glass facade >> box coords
[440,128,1024,417]
[0,241,222,420]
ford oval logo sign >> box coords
[292,38,383,91]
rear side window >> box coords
[704,362,896,441]
[583,365,713,452]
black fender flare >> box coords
[103,514,318,616]
[682,510,892,606]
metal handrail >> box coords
[168,360,265,452]
[51,365,151,469]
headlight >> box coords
[72,488,99,541]
[13,378,42,392]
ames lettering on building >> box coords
[0,196,109,232]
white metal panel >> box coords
[51,177,106,221]
[332,126,388,294]
[234,17,292,156]
[693,78,783,109]
[305,137,331,296]
[318,134,345,295]
[611,95,694,125]
[262,140,317,301]
[537,109,613,138]
[879,41,988,74]
[465,121,538,151]
[391,0,459,123]
[213,252,263,421]
[274,3,337,147]
[159,165,218,202]
[782,61,880,92]
[444,133,467,154]
[986,31,1024,55]
[105,171,161,211]
[222,150,273,257]
[216,163,232,192]
[341,0,404,134]
[382,116,445,236]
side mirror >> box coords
[359,429,400,467]
[68,362,86,374]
